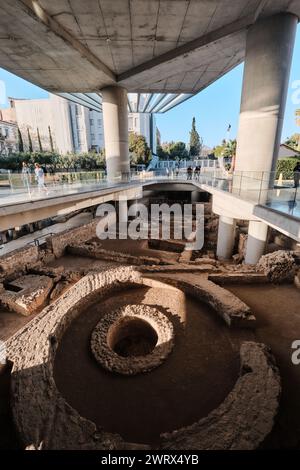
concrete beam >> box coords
[56,93,101,113]
[142,94,154,113]
[19,0,116,83]
[0,185,143,231]
[117,3,267,84]
[254,205,300,242]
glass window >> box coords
[90,119,94,126]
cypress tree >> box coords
[27,127,33,152]
[48,125,54,152]
[17,127,24,152]
[37,127,43,152]
[189,117,202,157]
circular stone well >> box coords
[91,304,174,375]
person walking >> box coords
[21,162,30,191]
[293,161,300,188]
[187,166,193,180]
[194,165,201,180]
[34,163,49,195]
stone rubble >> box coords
[256,250,297,283]
[0,274,54,316]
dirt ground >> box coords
[49,254,118,271]
[54,283,248,446]
[0,307,38,342]
[89,238,181,263]
[227,283,300,449]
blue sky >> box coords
[0,24,299,149]
[156,24,300,148]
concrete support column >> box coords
[235,14,297,190]
[191,190,200,203]
[216,216,236,260]
[101,86,129,182]
[245,220,268,265]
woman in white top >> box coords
[34,163,48,194]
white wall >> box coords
[10,94,151,155]
[14,98,52,151]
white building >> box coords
[0,117,18,155]
[278,143,300,159]
[128,94,157,154]
[1,93,156,156]
[1,94,104,154]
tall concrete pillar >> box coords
[245,220,268,265]
[235,14,297,189]
[191,190,200,203]
[101,86,130,182]
[216,216,236,260]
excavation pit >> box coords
[91,304,174,375]
[108,317,158,357]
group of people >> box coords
[187,165,201,180]
[22,162,49,194]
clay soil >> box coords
[89,238,180,263]
[227,283,300,449]
[54,283,247,446]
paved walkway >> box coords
[0,212,92,256]
[0,174,299,221]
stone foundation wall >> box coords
[6,266,143,450]
[144,274,256,328]
[67,242,164,266]
[0,245,39,278]
[161,342,281,450]
[46,219,99,258]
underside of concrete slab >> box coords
[0,1,299,94]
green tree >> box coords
[189,117,202,157]
[48,125,54,152]
[213,139,236,158]
[285,133,300,151]
[37,127,43,152]
[0,150,106,172]
[17,127,24,152]
[168,141,188,159]
[156,144,167,158]
[129,132,151,164]
[156,128,161,147]
[276,157,300,179]
[27,127,33,152]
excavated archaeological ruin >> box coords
[0,195,299,450]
